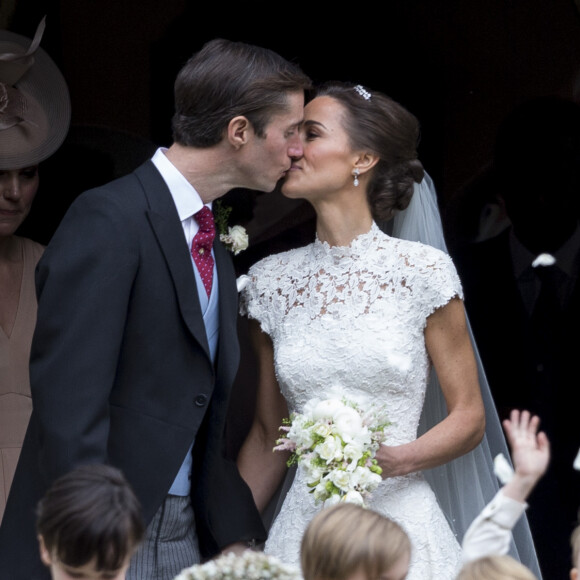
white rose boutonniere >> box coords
[214,200,249,255]
[222,224,249,255]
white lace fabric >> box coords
[240,222,465,578]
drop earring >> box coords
[353,168,360,187]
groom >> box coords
[0,38,311,579]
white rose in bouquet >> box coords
[311,397,346,420]
[350,465,383,489]
[342,489,365,506]
[329,468,353,492]
[304,465,324,486]
[342,442,365,470]
[332,406,364,440]
[317,435,343,462]
[312,423,332,438]
[313,481,331,503]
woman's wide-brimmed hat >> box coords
[0,17,71,170]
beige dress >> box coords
[0,236,44,524]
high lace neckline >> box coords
[312,221,383,263]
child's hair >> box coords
[456,555,537,580]
[300,503,411,580]
[36,463,145,571]
[571,523,580,569]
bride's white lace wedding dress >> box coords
[240,222,465,579]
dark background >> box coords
[3,0,580,251]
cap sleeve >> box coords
[239,261,275,337]
[416,246,464,319]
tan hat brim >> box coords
[0,29,71,170]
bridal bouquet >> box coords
[274,395,390,507]
[173,550,302,580]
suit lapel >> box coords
[215,242,237,321]
[135,162,212,360]
[214,238,239,374]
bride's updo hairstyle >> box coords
[313,81,424,222]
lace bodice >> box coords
[240,223,466,578]
[241,222,462,443]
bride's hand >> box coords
[375,443,410,478]
[219,541,251,556]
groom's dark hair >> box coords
[172,38,311,147]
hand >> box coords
[374,443,408,479]
[501,409,550,501]
[220,542,250,557]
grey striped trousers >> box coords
[127,495,200,580]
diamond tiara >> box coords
[354,84,371,100]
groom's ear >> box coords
[38,535,52,567]
[227,116,251,149]
[353,152,379,175]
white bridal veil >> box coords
[390,173,543,579]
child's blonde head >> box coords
[457,555,537,580]
[301,503,411,580]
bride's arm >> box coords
[375,297,485,477]
[237,318,290,513]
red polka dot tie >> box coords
[191,206,216,297]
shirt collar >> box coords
[151,147,209,220]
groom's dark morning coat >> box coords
[0,161,266,579]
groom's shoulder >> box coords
[70,160,159,211]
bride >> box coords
[237,81,541,579]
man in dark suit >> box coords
[0,38,311,580]
[454,96,580,580]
